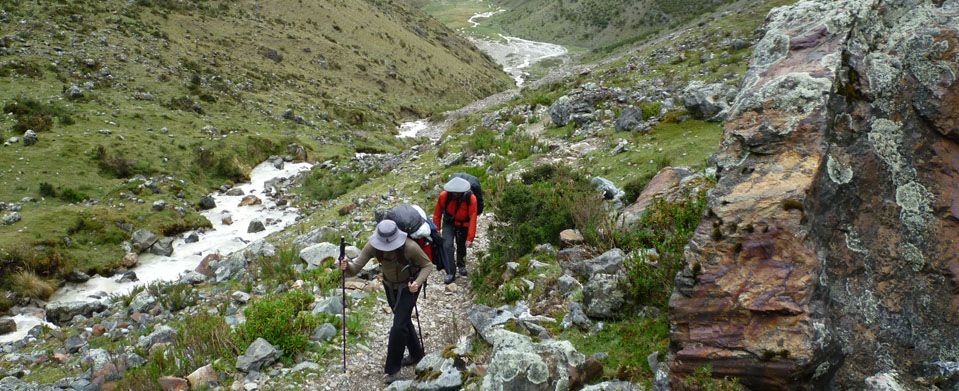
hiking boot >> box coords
[444,273,456,284]
[402,354,424,367]
[384,372,402,385]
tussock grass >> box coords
[9,271,55,300]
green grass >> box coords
[560,315,670,385]
[0,0,512,296]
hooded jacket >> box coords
[433,191,478,242]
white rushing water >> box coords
[0,161,313,343]
[397,120,430,139]
[467,9,505,28]
[471,35,568,86]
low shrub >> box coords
[38,182,57,198]
[640,101,663,120]
[682,365,745,391]
[8,271,55,300]
[234,290,318,359]
[300,169,369,202]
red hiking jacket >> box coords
[433,191,478,242]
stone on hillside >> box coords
[179,271,207,285]
[556,275,582,297]
[64,335,84,353]
[131,229,159,253]
[0,317,15,335]
[117,271,138,283]
[560,229,585,247]
[620,166,700,227]
[46,301,107,325]
[236,338,280,373]
[121,252,138,268]
[292,361,320,373]
[129,291,157,314]
[65,270,91,283]
[185,232,199,243]
[571,248,626,277]
[582,381,639,391]
[239,195,262,207]
[66,84,83,99]
[2,212,20,225]
[288,143,308,161]
[247,219,265,233]
[311,323,337,342]
[682,81,735,121]
[195,253,221,277]
[225,187,245,196]
[467,305,516,344]
[561,302,593,331]
[246,240,277,258]
[549,95,574,126]
[152,200,166,211]
[583,273,625,319]
[137,325,177,350]
[22,130,37,146]
[614,107,647,132]
[158,376,189,391]
[232,291,251,304]
[411,352,463,390]
[299,242,339,267]
[591,177,625,206]
[148,237,174,257]
[198,195,216,210]
[558,246,590,267]
[312,296,343,316]
[481,329,586,391]
[187,364,217,389]
[82,348,112,374]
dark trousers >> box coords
[382,283,423,375]
[442,220,468,272]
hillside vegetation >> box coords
[0,0,510,300]
[487,0,737,52]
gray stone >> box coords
[198,195,216,210]
[178,271,207,285]
[556,275,582,297]
[247,220,265,233]
[549,95,573,126]
[291,361,320,373]
[311,323,337,342]
[235,338,280,373]
[131,229,159,253]
[412,352,463,391]
[137,325,177,350]
[683,81,735,121]
[572,248,626,277]
[225,188,245,196]
[591,177,625,206]
[2,212,20,225]
[184,232,199,243]
[65,270,91,283]
[46,301,107,325]
[312,296,343,316]
[151,199,166,211]
[232,291,251,304]
[468,304,516,344]
[562,302,592,331]
[22,130,37,146]
[583,274,626,319]
[615,107,646,132]
[129,291,157,314]
[148,237,174,257]
[67,85,84,99]
[125,353,147,369]
[64,335,85,353]
[582,381,639,391]
[299,242,339,267]
[481,329,585,391]
[0,317,15,335]
[116,271,138,283]
[385,380,414,391]
[245,240,277,258]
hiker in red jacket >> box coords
[433,177,477,282]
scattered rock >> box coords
[121,252,139,268]
[129,291,158,314]
[2,212,20,225]
[198,196,216,210]
[235,338,280,373]
[195,253,221,277]
[187,364,217,389]
[247,220,265,233]
[239,195,262,207]
[292,361,320,373]
[185,232,199,243]
[559,229,585,247]
[158,376,189,391]
[137,325,177,350]
[312,296,343,316]
[232,291,251,304]
[64,335,84,353]
[682,81,735,121]
[222,215,233,225]
[620,167,700,227]
[117,271,138,283]
[131,229,159,253]
[299,242,339,267]
[556,275,582,297]
[0,317,16,335]
[65,270,91,283]
[311,323,337,342]
[22,130,37,146]
[148,237,174,257]
[571,248,626,277]
[225,188,245,196]
[614,107,646,132]
[583,273,626,319]
[152,200,166,211]
[46,301,107,325]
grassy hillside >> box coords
[487,0,735,52]
[0,0,511,302]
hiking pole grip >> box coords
[339,236,347,373]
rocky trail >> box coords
[307,215,492,390]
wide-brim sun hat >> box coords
[443,177,471,193]
[369,219,407,252]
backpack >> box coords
[449,172,484,215]
[382,204,453,274]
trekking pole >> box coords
[339,236,347,373]
[414,303,424,350]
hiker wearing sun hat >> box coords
[432,176,479,282]
[338,219,435,384]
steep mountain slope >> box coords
[0,0,510,303]
[488,0,736,51]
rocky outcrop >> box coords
[236,338,280,373]
[46,301,107,325]
[667,0,959,389]
[619,167,708,227]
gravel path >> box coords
[306,214,493,390]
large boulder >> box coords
[481,328,586,391]
[236,338,280,373]
[570,248,626,277]
[582,273,626,319]
[0,317,15,335]
[131,229,158,253]
[46,301,107,325]
[198,195,216,210]
[549,95,574,126]
[148,237,174,257]
[299,242,340,267]
[667,1,959,389]
[614,107,647,132]
[682,81,735,121]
